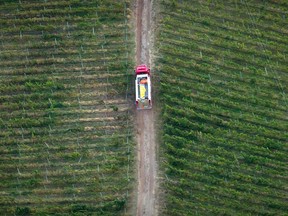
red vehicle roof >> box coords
[136,64,150,75]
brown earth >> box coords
[135,0,158,215]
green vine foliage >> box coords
[0,0,133,215]
[158,0,288,215]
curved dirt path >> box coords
[135,0,158,215]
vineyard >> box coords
[157,0,288,215]
[0,0,134,215]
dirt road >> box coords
[135,0,158,215]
